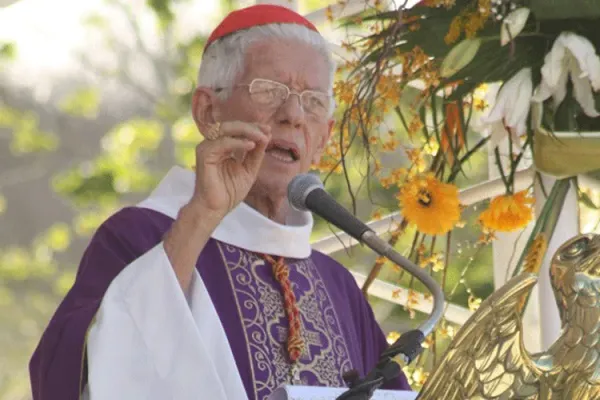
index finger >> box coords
[220,121,270,144]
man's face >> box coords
[218,39,334,197]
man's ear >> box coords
[191,86,221,132]
[311,119,335,164]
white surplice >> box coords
[84,166,313,400]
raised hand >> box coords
[190,120,272,218]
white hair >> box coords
[198,23,336,105]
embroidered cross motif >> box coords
[276,324,322,360]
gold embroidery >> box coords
[276,324,322,360]
[216,243,353,400]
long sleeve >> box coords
[29,207,246,400]
[29,209,149,399]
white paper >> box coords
[268,385,419,400]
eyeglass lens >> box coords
[248,79,329,118]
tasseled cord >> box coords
[262,254,305,363]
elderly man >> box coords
[30,4,411,400]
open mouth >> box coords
[266,140,300,163]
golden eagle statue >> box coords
[417,233,600,399]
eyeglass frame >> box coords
[215,78,335,120]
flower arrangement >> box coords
[317,0,600,388]
[317,0,600,248]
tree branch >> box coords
[78,53,159,105]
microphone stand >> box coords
[335,232,444,400]
[336,330,424,400]
[287,175,445,400]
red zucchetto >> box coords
[205,4,319,51]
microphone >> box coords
[288,173,444,354]
[287,173,372,242]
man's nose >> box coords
[276,93,305,128]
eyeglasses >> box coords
[220,78,332,119]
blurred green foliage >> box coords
[0,106,59,155]
[53,119,165,207]
[0,0,224,397]
[0,41,16,61]
[58,88,101,119]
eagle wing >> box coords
[417,273,541,400]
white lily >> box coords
[501,7,531,46]
[532,32,600,117]
[479,68,533,148]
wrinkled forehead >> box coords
[242,39,331,90]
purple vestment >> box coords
[30,206,410,399]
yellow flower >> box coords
[423,137,439,156]
[479,190,534,232]
[445,16,462,44]
[325,6,334,22]
[406,148,427,173]
[373,159,382,175]
[398,174,461,235]
[420,253,445,272]
[386,331,401,345]
[439,322,456,338]
[382,138,400,152]
[408,116,424,137]
[422,335,434,349]
[474,97,488,111]
[411,368,430,386]
[468,295,482,311]
[371,209,383,220]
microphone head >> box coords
[288,173,324,211]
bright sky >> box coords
[0,0,422,87]
[0,0,220,83]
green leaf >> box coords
[146,0,174,29]
[54,270,76,296]
[44,223,72,253]
[578,190,600,210]
[1,106,59,154]
[513,178,571,279]
[54,119,163,206]
[73,208,114,237]
[53,170,118,206]
[440,38,482,78]
[301,0,329,13]
[0,105,19,126]
[0,42,16,61]
[511,178,571,315]
[0,247,31,281]
[11,123,59,154]
[82,14,108,29]
[59,87,101,118]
